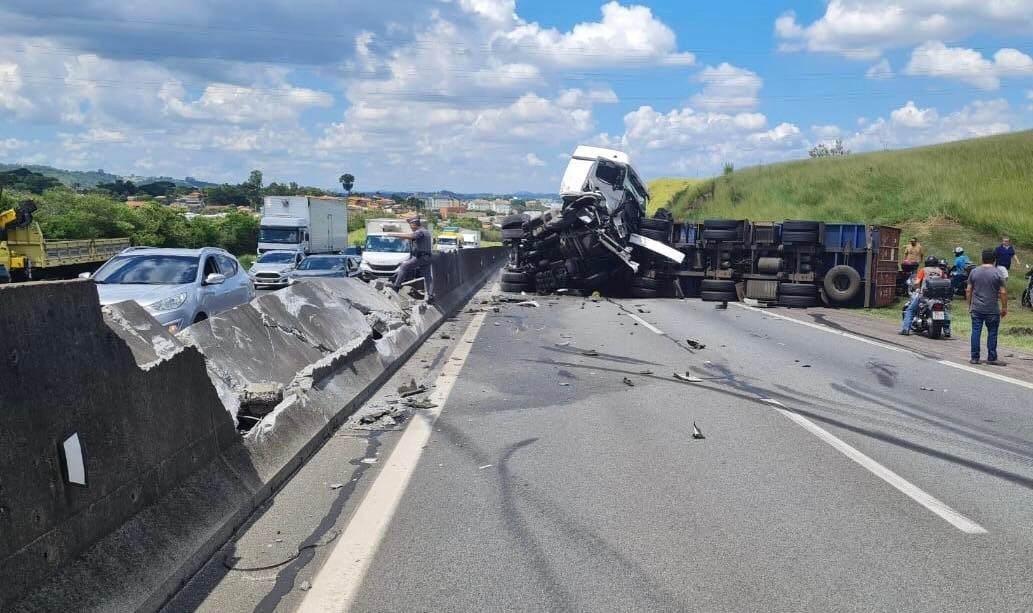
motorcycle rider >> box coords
[901,255,946,335]
[951,246,971,293]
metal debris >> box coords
[581,349,599,357]
[329,483,344,490]
[686,339,706,350]
[674,372,703,383]
[516,300,540,308]
[479,464,493,470]
[622,377,634,387]
[692,422,705,440]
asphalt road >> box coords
[169,285,1033,612]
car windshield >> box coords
[258,251,296,263]
[260,227,300,244]
[297,257,344,271]
[365,235,411,253]
[92,254,198,285]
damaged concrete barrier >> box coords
[0,247,505,611]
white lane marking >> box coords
[625,312,664,334]
[760,399,988,534]
[297,293,492,613]
[732,302,1033,391]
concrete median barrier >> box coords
[0,247,505,611]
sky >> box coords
[0,0,1031,192]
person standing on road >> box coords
[967,248,1007,365]
[389,217,434,303]
[902,237,924,267]
[994,236,1021,280]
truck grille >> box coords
[368,263,397,272]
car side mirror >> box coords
[78,272,92,279]
[205,273,226,285]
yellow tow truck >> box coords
[0,200,131,282]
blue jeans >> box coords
[902,294,921,332]
[970,311,1000,361]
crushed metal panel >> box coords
[629,233,686,264]
[62,432,87,486]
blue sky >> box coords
[1,1,1031,192]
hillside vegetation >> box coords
[663,130,1033,246]
[645,178,703,215]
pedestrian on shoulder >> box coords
[388,218,435,302]
[902,237,924,266]
[967,248,1008,365]
[994,236,1021,280]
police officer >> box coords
[389,217,434,302]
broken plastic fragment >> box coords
[674,372,703,383]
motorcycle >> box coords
[1022,266,1032,309]
[901,277,953,339]
[949,262,976,296]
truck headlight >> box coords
[149,292,188,312]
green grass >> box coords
[238,253,256,269]
[657,130,1033,351]
[646,178,703,215]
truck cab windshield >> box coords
[260,227,300,244]
[257,251,296,263]
[365,235,410,253]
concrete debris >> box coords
[919,386,937,392]
[692,422,705,440]
[801,364,812,368]
[516,300,540,308]
[348,405,410,430]
[559,382,571,387]
[403,397,438,410]
[637,308,651,314]
[639,369,654,375]
[581,349,599,357]
[686,339,706,350]
[329,483,344,490]
[300,581,312,591]
[440,333,451,339]
[555,341,571,347]
[360,457,378,464]
[239,383,285,410]
[674,372,703,383]
[622,377,635,387]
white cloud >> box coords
[492,2,695,68]
[0,138,26,153]
[459,0,516,23]
[159,82,333,125]
[690,63,763,112]
[905,42,1033,89]
[844,99,1013,151]
[811,125,842,139]
[866,58,893,80]
[525,153,546,167]
[556,88,619,108]
[890,101,938,128]
[775,1,1033,59]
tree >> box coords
[339,173,355,195]
[248,169,263,189]
[97,179,137,198]
[136,181,177,197]
[809,139,850,158]
[0,168,62,195]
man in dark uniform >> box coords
[389,217,434,301]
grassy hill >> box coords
[646,178,703,215]
[655,130,1033,349]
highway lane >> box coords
[322,294,1033,612]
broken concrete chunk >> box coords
[686,339,706,350]
[239,383,285,408]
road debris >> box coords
[686,339,706,350]
[479,464,493,470]
[559,382,570,386]
[360,457,378,464]
[440,333,451,339]
[555,341,571,347]
[801,364,812,368]
[329,483,344,490]
[622,377,635,387]
[639,369,654,375]
[637,308,651,314]
[517,300,540,308]
[581,349,599,357]
[674,372,703,383]
[919,386,937,391]
[692,422,705,439]
[300,581,311,591]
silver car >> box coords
[249,250,305,289]
[288,254,361,283]
[86,247,255,333]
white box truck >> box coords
[459,229,481,249]
[359,218,429,281]
[259,196,347,255]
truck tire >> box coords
[778,294,817,308]
[501,215,526,229]
[502,270,531,284]
[500,281,530,293]
[640,218,673,231]
[630,275,663,290]
[781,230,819,244]
[823,265,862,302]
[701,279,737,302]
[702,229,739,242]
[781,220,820,232]
[703,219,740,230]
[778,282,818,297]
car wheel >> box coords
[778,282,818,297]
[777,294,817,308]
[823,265,862,303]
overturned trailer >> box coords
[500,146,684,296]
